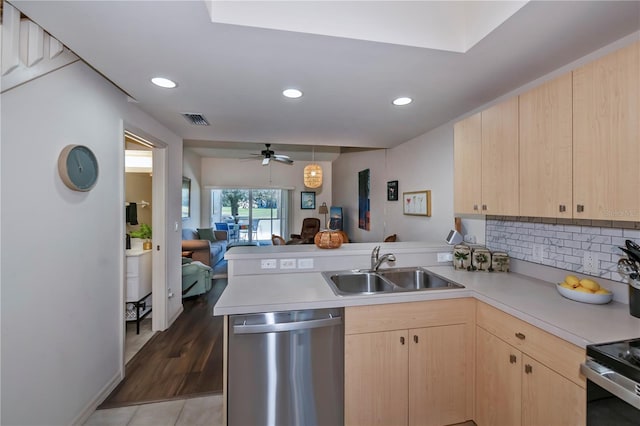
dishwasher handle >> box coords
[233,315,342,334]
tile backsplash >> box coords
[486,217,640,282]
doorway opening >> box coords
[124,133,154,362]
[123,130,168,365]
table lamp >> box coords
[319,202,329,229]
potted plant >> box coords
[131,223,152,250]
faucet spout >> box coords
[371,246,381,269]
[371,245,396,271]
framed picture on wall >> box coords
[387,180,398,201]
[403,190,431,216]
[301,191,316,209]
[181,177,191,218]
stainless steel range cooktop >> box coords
[587,338,640,383]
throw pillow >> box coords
[197,227,217,242]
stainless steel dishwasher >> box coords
[228,308,343,426]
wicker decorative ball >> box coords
[314,230,343,249]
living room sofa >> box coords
[181,228,228,267]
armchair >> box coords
[289,218,321,244]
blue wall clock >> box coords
[58,144,99,191]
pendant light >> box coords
[304,147,323,188]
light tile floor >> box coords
[84,394,223,426]
[125,319,155,364]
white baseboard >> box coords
[168,305,184,327]
[71,370,123,425]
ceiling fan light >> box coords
[304,163,323,188]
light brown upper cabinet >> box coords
[519,73,573,217]
[454,112,482,214]
[454,97,519,215]
[573,41,639,221]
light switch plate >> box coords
[280,259,297,269]
[298,258,314,269]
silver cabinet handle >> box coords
[233,316,341,334]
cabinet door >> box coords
[345,330,408,426]
[521,355,585,426]
[476,327,521,426]
[519,73,573,217]
[454,112,482,214]
[409,324,471,426]
[573,41,639,221]
[481,97,520,215]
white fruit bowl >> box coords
[556,283,613,304]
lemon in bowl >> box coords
[556,277,612,304]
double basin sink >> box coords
[322,267,464,296]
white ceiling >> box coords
[11,0,640,159]
[205,1,528,52]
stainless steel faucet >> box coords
[371,245,396,271]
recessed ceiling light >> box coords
[283,88,303,99]
[151,77,177,88]
[392,97,412,106]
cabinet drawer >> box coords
[346,298,475,335]
[477,302,585,387]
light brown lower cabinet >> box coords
[475,301,586,426]
[345,299,475,426]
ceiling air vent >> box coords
[181,113,210,126]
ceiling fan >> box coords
[252,143,293,166]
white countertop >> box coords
[125,248,152,257]
[214,265,640,348]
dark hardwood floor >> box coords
[99,278,227,409]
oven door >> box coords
[581,360,640,425]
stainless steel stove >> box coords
[581,338,640,425]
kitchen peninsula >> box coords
[215,242,640,425]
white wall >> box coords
[331,130,484,244]
[332,149,387,242]
[199,157,332,234]
[1,61,183,425]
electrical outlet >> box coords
[583,252,599,274]
[532,244,543,262]
[260,259,277,269]
[280,259,297,269]
[437,252,453,262]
